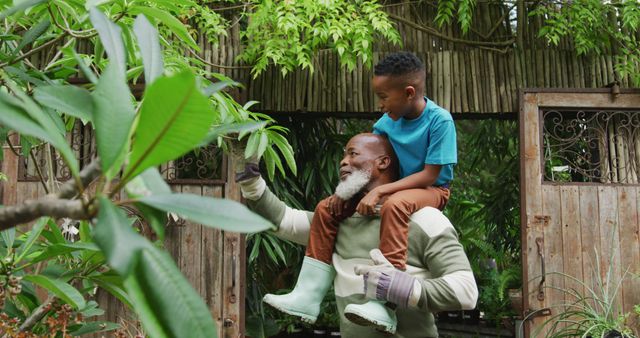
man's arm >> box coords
[355,209,477,312]
[239,176,313,246]
[413,223,478,312]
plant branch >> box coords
[18,295,56,332]
[387,13,515,47]
[0,198,88,230]
[58,159,101,199]
[0,34,66,68]
[186,48,253,70]
[0,159,101,229]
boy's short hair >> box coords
[374,52,425,77]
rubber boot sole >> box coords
[263,296,317,324]
[344,307,395,335]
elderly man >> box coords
[235,133,477,338]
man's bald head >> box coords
[339,133,398,191]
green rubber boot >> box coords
[263,257,336,324]
[344,300,397,334]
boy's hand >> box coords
[356,188,384,216]
[327,194,347,217]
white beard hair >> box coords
[334,168,371,200]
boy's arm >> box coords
[240,176,313,246]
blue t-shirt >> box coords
[373,98,457,186]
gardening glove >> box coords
[354,249,421,309]
[229,136,265,201]
[229,135,260,183]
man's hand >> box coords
[327,194,348,217]
[229,136,260,182]
[354,249,419,309]
[356,188,384,216]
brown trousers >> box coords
[305,186,451,269]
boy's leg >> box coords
[305,196,358,263]
[379,187,450,269]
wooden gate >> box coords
[520,90,640,337]
[1,134,244,337]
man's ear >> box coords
[405,85,416,100]
[376,155,391,170]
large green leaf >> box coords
[124,71,213,180]
[138,193,274,233]
[94,197,151,276]
[133,14,164,84]
[92,62,135,176]
[125,168,171,239]
[131,6,199,51]
[89,7,126,75]
[23,275,86,310]
[34,85,93,122]
[124,245,217,338]
[94,197,217,337]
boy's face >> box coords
[372,75,414,121]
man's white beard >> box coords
[334,168,371,200]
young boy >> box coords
[263,52,457,334]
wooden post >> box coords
[223,153,245,338]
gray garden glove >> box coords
[354,249,421,309]
[229,136,260,183]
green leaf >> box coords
[90,274,133,309]
[34,85,93,122]
[92,62,135,176]
[132,6,199,51]
[138,193,274,232]
[94,197,151,276]
[256,132,268,159]
[71,49,98,84]
[1,228,15,249]
[29,242,100,265]
[199,120,266,147]
[15,217,47,263]
[89,7,126,75]
[124,71,213,181]
[0,0,46,20]
[125,167,171,198]
[245,132,260,158]
[12,18,50,56]
[124,245,217,338]
[68,321,120,336]
[23,275,86,309]
[270,132,297,175]
[203,80,233,97]
[133,14,164,84]
[0,80,79,176]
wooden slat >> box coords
[203,185,224,337]
[541,184,564,333]
[579,186,600,294]
[560,186,583,298]
[618,186,640,313]
[597,186,623,315]
[180,184,203,294]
